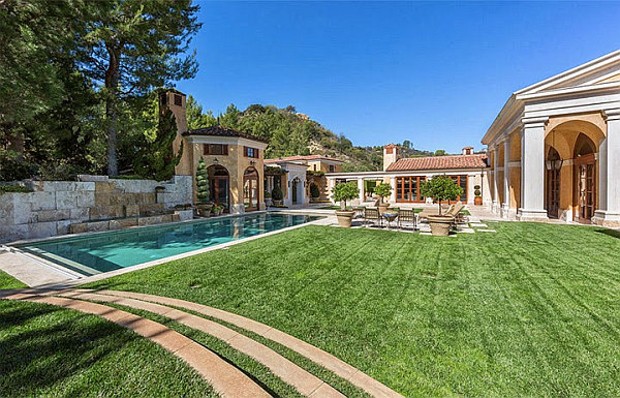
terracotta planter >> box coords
[196,204,212,217]
[474,196,483,206]
[335,210,355,228]
[426,215,454,236]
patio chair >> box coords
[363,208,382,228]
[397,209,416,230]
[353,206,365,219]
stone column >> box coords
[518,117,549,221]
[357,178,365,204]
[593,109,620,227]
[492,145,500,213]
[502,138,511,218]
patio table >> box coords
[382,212,398,230]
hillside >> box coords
[189,98,434,172]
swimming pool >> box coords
[18,213,321,276]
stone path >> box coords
[2,291,268,398]
[1,287,404,398]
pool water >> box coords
[19,213,321,276]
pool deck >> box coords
[1,211,336,288]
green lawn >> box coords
[84,222,620,397]
[0,271,215,397]
[0,270,27,290]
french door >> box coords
[244,168,259,211]
[577,155,595,223]
[546,169,560,218]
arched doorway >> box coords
[291,177,303,205]
[544,117,605,223]
[574,133,596,223]
[546,147,561,218]
[243,167,259,212]
[207,164,230,212]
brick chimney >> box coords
[462,146,474,155]
[159,90,188,134]
[383,144,399,171]
[159,89,191,176]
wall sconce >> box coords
[250,160,256,166]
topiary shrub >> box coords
[310,183,320,199]
[474,184,481,197]
[332,181,359,210]
[195,157,210,204]
[374,182,392,204]
[420,175,463,216]
[271,185,283,201]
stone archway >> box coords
[544,116,605,223]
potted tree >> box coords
[474,185,483,206]
[309,183,321,203]
[271,185,284,207]
[331,181,360,228]
[374,182,392,213]
[420,175,463,236]
[195,157,212,217]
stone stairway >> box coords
[1,288,404,398]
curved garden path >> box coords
[1,288,404,398]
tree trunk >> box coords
[104,43,121,176]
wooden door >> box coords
[576,154,595,223]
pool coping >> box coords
[2,211,335,287]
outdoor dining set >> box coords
[355,202,467,231]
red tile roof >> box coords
[184,125,269,143]
[265,155,343,163]
[387,154,488,171]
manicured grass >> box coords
[86,222,620,397]
[0,270,27,290]
[0,300,216,397]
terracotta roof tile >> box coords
[265,155,343,163]
[184,125,269,143]
[387,154,488,171]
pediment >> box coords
[515,50,620,96]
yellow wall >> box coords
[307,160,342,173]
[185,141,265,211]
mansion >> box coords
[164,50,620,227]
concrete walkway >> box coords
[1,287,404,398]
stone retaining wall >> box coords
[0,175,192,243]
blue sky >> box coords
[176,1,620,153]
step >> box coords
[7,294,270,398]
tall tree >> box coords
[133,104,183,181]
[81,0,201,176]
[186,95,216,130]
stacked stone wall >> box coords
[0,175,192,243]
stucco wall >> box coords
[0,175,192,243]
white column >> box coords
[502,138,511,218]
[594,109,620,226]
[492,145,500,212]
[518,117,549,221]
[357,178,365,204]
[389,177,396,203]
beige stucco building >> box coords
[265,155,344,206]
[162,90,268,214]
[326,145,489,207]
[483,50,620,226]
